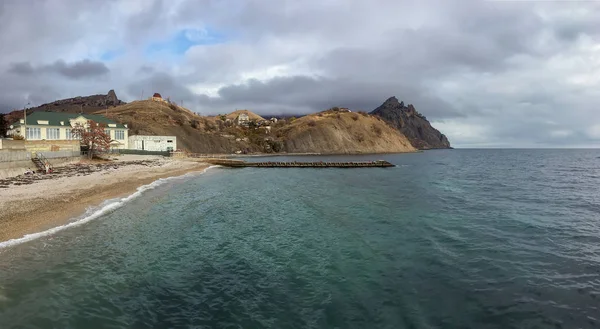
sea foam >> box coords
[0,165,220,249]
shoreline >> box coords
[190,150,425,159]
[0,157,210,245]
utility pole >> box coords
[23,102,30,140]
[141,89,144,100]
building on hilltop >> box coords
[128,135,177,152]
[151,92,168,103]
[235,113,250,126]
[7,112,129,149]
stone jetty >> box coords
[207,159,395,168]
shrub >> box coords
[372,124,382,136]
[351,114,359,121]
[336,114,341,119]
[358,111,369,117]
[205,122,216,131]
[307,120,317,127]
[12,134,24,140]
[191,120,200,129]
[355,132,365,142]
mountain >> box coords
[370,97,451,149]
[3,90,125,127]
[276,109,416,154]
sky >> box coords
[1,0,600,148]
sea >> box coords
[0,149,599,329]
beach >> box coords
[0,156,209,243]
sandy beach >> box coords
[0,156,210,243]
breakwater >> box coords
[207,159,395,168]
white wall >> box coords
[128,135,176,152]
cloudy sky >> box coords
[1,0,600,147]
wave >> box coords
[0,165,221,250]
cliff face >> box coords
[277,110,416,154]
[370,97,451,149]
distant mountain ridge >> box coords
[2,90,448,154]
[3,90,126,128]
[31,89,125,114]
[370,97,451,149]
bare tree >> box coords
[72,120,111,159]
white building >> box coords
[128,135,177,152]
[8,112,129,149]
[235,113,250,126]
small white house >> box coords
[235,113,250,126]
[128,135,177,152]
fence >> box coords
[109,149,171,157]
[38,150,82,159]
[0,151,30,162]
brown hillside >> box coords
[97,100,262,154]
[225,110,265,121]
[276,110,416,154]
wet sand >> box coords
[0,158,209,242]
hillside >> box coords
[100,101,415,155]
[370,97,451,149]
[225,110,265,121]
[275,109,416,154]
[98,100,264,154]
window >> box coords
[26,127,41,140]
[47,128,60,140]
[115,130,125,140]
[65,129,72,140]
[104,129,111,138]
[167,140,173,143]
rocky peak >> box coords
[107,89,119,105]
[383,96,400,106]
[369,96,451,150]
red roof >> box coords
[153,93,162,98]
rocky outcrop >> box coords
[41,89,125,110]
[4,90,126,125]
[370,97,451,149]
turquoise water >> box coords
[1,150,600,328]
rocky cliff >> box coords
[34,89,125,113]
[370,97,451,149]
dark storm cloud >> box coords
[7,59,109,79]
[7,62,34,75]
[212,76,463,118]
[49,59,110,79]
